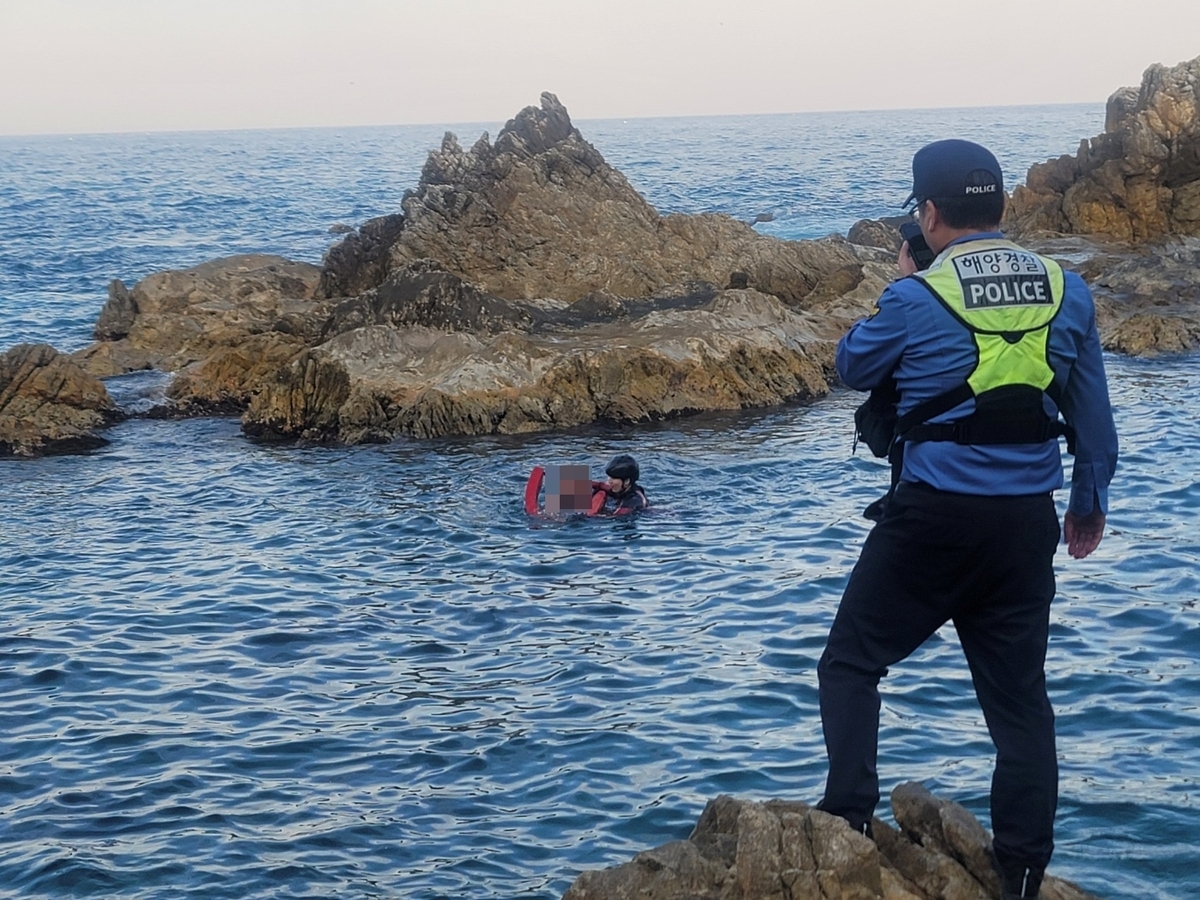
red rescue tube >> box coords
[524,466,545,515]
[525,466,609,517]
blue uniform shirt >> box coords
[837,232,1118,516]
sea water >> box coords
[1,105,1197,900]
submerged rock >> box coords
[561,784,1099,900]
[0,343,120,456]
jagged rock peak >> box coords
[1133,57,1200,142]
[493,91,579,158]
[1105,86,1140,134]
[416,132,477,190]
[412,91,600,194]
[392,92,863,305]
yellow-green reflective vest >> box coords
[898,238,1072,449]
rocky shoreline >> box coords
[3,54,1199,457]
[562,783,1099,900]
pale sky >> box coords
[2,0,1198,136]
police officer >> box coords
[817,140,1118,900]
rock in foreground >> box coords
[563,783,1098,900]
[0,344,120,456]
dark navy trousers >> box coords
[818,481,1061,873]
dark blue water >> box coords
[3,106,1198,900]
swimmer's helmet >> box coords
[605,454,639,482]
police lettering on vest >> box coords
[951,247,1054,311]
[966,277,1049,308]
[895,239,1073,452]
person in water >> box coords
[594,454,648,515]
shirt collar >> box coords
[946,230,1005,249]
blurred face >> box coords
[545,465,593,513]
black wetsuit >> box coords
[606,484,648,514]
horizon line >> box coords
[0,98,1107,141]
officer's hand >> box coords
[1064,508,1106,559]
[898,241,919,278]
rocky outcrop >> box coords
[1103,308,1200,355]
[0,344,120,456]
[242,348,354,443]
[322,258,534,338]
[63,97,890,445]
[93,278,138,341]
[163,333,313,415]
[835,54,1200,357]
[388,92,862,306]
[1082,236,1200,354]
[240,279,859,444]
[71,255,330,415]
[980,233,1200,356]
[74,255,326,380]
[29,75,1196,455]
[561,784,1098,900]
[997,52,1200,355]
[317,214,406,300]
[847,217,909,253]
[226,93,893,444]
[1007,54,1200,241]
